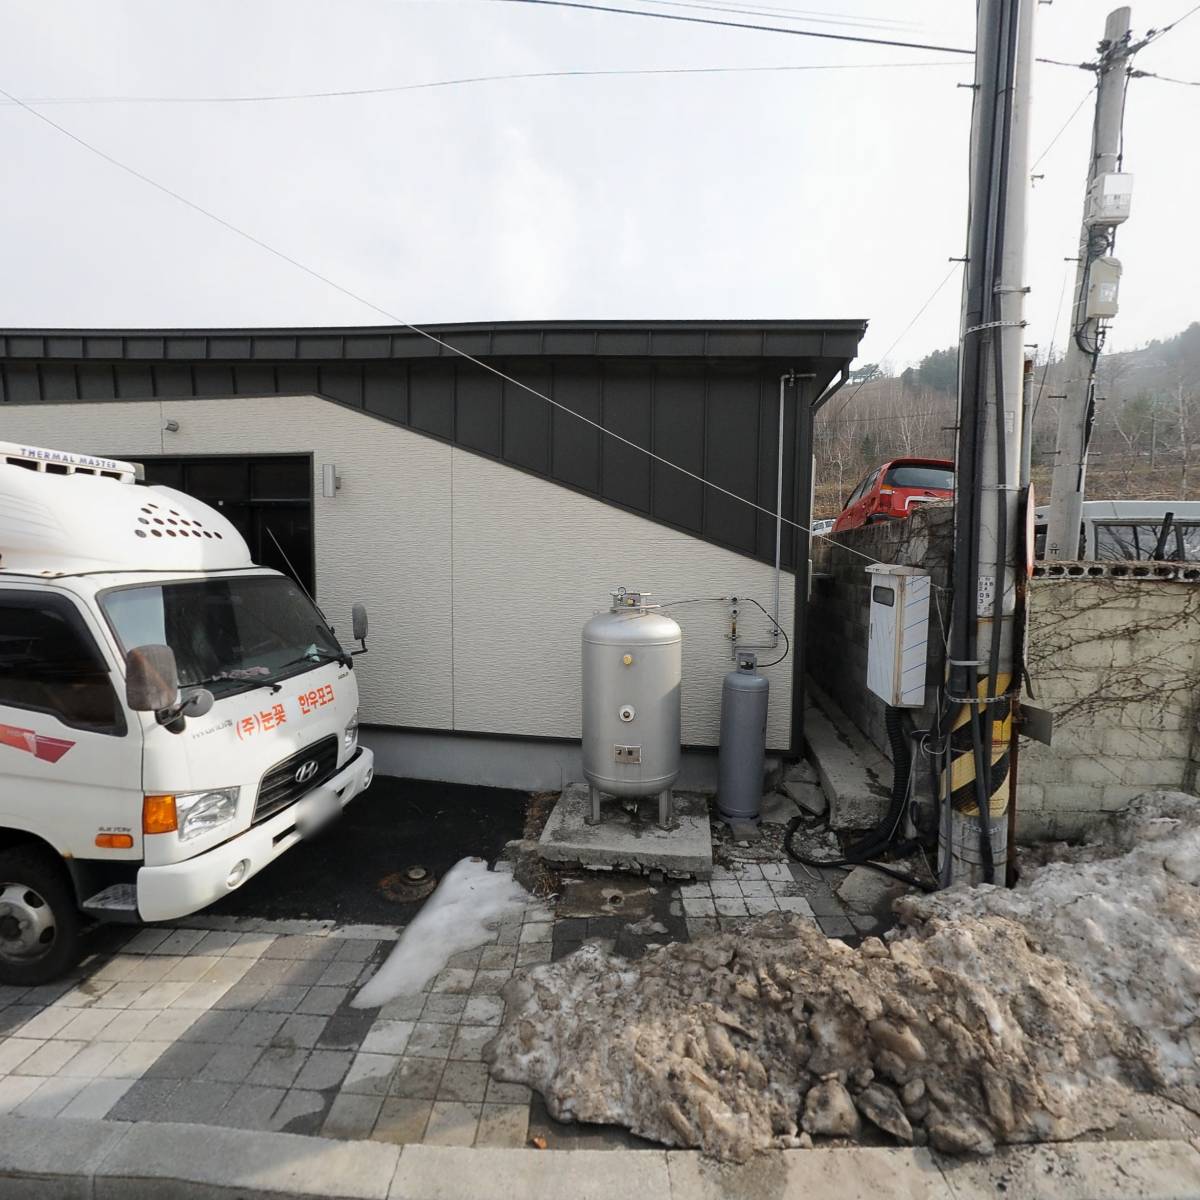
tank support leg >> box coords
[585,785,602,826]
[657,788,676,831]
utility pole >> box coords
[1044,8,1135,559]
[939,0,1034,887]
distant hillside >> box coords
[813,324,1200,517]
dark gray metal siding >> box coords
[0,321,865,569]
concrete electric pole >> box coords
[940,0,1035,886]
[1043,8,1135,560]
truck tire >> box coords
[0,847,82,986]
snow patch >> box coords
[485,791,1200,1161]
[352,857,541,1008]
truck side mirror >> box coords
[126,645,180,713]
[352,603,368,642]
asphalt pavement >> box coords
[206,777,528,925]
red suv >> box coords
[832,458,955,533]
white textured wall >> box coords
[2,396,794,746]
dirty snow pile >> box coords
[483,791,1200,1160]
[354,858,542,1008]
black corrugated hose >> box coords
[783,705,936,892]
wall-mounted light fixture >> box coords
[321,464,341,498]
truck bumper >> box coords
[136,748,375,923]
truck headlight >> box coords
[344,713,359,751]
[175,787,240,842]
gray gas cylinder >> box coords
[717,652,770,821]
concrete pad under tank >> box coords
[537,785,713,879]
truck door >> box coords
[0,591,143,860]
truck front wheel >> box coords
[0,847,82,986]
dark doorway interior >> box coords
[140,455,314,594]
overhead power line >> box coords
[1,84,882,559]
[629,0,921,32]
[1130,67,1200,87]
[489,0,975,55]
[0,60,964,107]
[1029,85,1096,174]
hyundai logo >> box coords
[294,760,319,785]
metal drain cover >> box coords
[379,865,437,902]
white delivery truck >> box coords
[0,442,374,983]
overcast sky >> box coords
[0,0,1195,370]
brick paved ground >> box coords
[0,849,868,1150]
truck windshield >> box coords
[100,576,343,699]
[884,465,955,490]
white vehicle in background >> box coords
[1034,500,1200,561]
[0,442,374,983]
[811,518,836,538]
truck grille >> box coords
[254,735,339,825]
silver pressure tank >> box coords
[582,589,682,799]
[717,652,770,822]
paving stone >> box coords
[407,1022,455,1058]
[682,898,716,918]
[421,994,467,1024]
[144,1039,221,1079]
[477,945,518,972]
[804,888,849,917]
[159,1079,237,1123]
[94,1010,153,1042]
[264,935,338,961]
[98,1041,168,1079]
[241,958,292,986]
[738,880,774,897]
[342,1052,398,1096]
[141,1008,202,1040]
[389,1056,445,1100]
[0,1075,41,1114]
[378,994,426,1021]
[200,957,255,986]
[123,956,179,984]
[93,982,151,1009]
[199,1042,265,1084]
[294,1048,353,1091]
[430,968,475,994]
[15,1074,89,1118]
[108,1076,180,1120]
[276,959,328,987]
[14,1039,86,1076]
[777,895,816,917]
[164,954,224,983]
[0,1006,39,1035]
[322,1091,383,1139]
[424,1099,482,1146]
[485,1078,532,1105]
[551,940,583,963]
[494,923,521,946]
[123,928,171,954]
[57,1076,134,1120]
[194,930,244,956]
[227,932,276,959]
[57,1040,123,1078]
[445,948,484,969]
[215,983,269,1010]
[182,1009,246,1042]
[269,1087,328,1135]
[745,897,781,916]
[318,960,363,987]
[463,996,504,1026]
[271,1012,328,1050]
[215,1084,286,1130]
[298,985,351,1016]
[449,1025,495,1062]
[516,943,554,967]
[317,1009,375,1051]
[59,980,117,1007]
[333,938,380,962]
[472,970,514,995]
[361,1019,414,1056]
[372,1096,433,1143]
[16,1006,76,1039]
[818,915,858,939]
[519,922,553,945]
[550,917,589,941]
[709,881,742,898]
[713,897,749,917]
[0,1037,44,1073]
[437,1061,489,1103]
[248,1045,310,1088]
[255,985,310,1013]
[157,928,208,956]
[476,1101,530,1147]
[130,980,192,1010]
[760,861,794,882]
[230,1011,288,1045]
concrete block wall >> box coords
[806,506,1200,843]
[1017,577,1200,840]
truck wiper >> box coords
[275,647,349,675]
[189,673,282,697]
